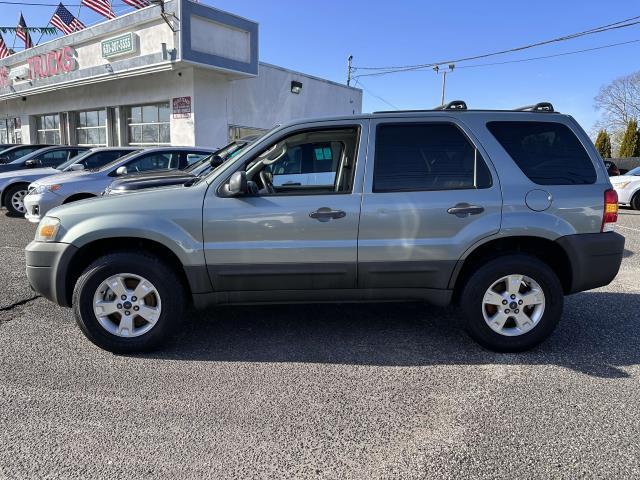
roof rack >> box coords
[432,100,467,111]
[514,102,555,112]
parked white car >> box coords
[611,166,640,209]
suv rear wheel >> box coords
[460,254,563,352]
[72,252,185,353]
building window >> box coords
[0,118,22,144]
[127,103,170,146]
[76,109,107,147]
[36,114,61,144]
[228,125,269,142]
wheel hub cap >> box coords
[93,273,162,338]
[11,190,27,213]
[481,274,546,337]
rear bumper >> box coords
[25,241,78,307]
[556,232,625,294]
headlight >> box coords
[616,181,631,190]
[35,217,61,242]
[32,184,61,195]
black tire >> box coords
[4,183,28,217]
[459,254,563,352]
[631,192,640,211]
[72,252,186,353]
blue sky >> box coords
[2,0,640,133]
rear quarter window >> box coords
[487,121,597,185]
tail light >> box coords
[602,188,618,232]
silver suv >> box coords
[25,102,625,353]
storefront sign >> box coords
[173,96,192,119]
[0,67,9,89]
[101,33,138,59]
[27,46,78,80]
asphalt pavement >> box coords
[1,210,639,479]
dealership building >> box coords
[0,0,362,148]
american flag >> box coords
[51,3,86,35]
[0,33,9,59]
[16,14,33,50]
[123,0,151,10]
[81,0,116,20]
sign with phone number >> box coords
[101,33,138,59]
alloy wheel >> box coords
[10,189,27,214]
[481,274,546,337]
[93,273,162,338]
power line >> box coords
[376,38,640,74]
[353,79,400,110]
[353,14,640,78]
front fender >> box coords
[59,213,203,268]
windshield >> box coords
[625,166,640,176]
[184,141,249,174]
[6,147,42,164]
[56,149,94,170]
[97,150,140,172]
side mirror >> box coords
[68,164,85,171]
[0,156,9,164]
[226,171,248,196]
[116,166,128,176]
[25,159,39,168]
[209,154,224,168]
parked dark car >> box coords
[604,160,620,176]
[0,144,52,164]
[0,143,17,153]
[103,139,253,195]
[0,146,89,173]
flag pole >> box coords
[35,17,54,46]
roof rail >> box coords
[432,100,467,111]
[515,102,555,112]
[373,100,468,114]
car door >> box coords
[202,120,369,292]
[358,117,503,290]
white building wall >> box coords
[0,68,196,146]
[192,69,232,148]
[228,63,362,131]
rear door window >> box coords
[487,121,597,185]
[373,123,492,192]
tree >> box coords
[595,72,640,133]
[594,129,612,158]
[618,119,640,158]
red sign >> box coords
[0,67,8,88]
[27,46,78,80]
[173,96,192,119]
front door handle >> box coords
[447,203,485,218]
[310,207,346,222]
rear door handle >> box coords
[310,207,346,222]
[447,203,485,218]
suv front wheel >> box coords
[73,252,185,353]
[460,254,563,352]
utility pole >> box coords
[433,63,455,105]
[347,55,353,87]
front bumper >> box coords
[556,232,625,294]
[25,241,78,307]
[23,192,63,223]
